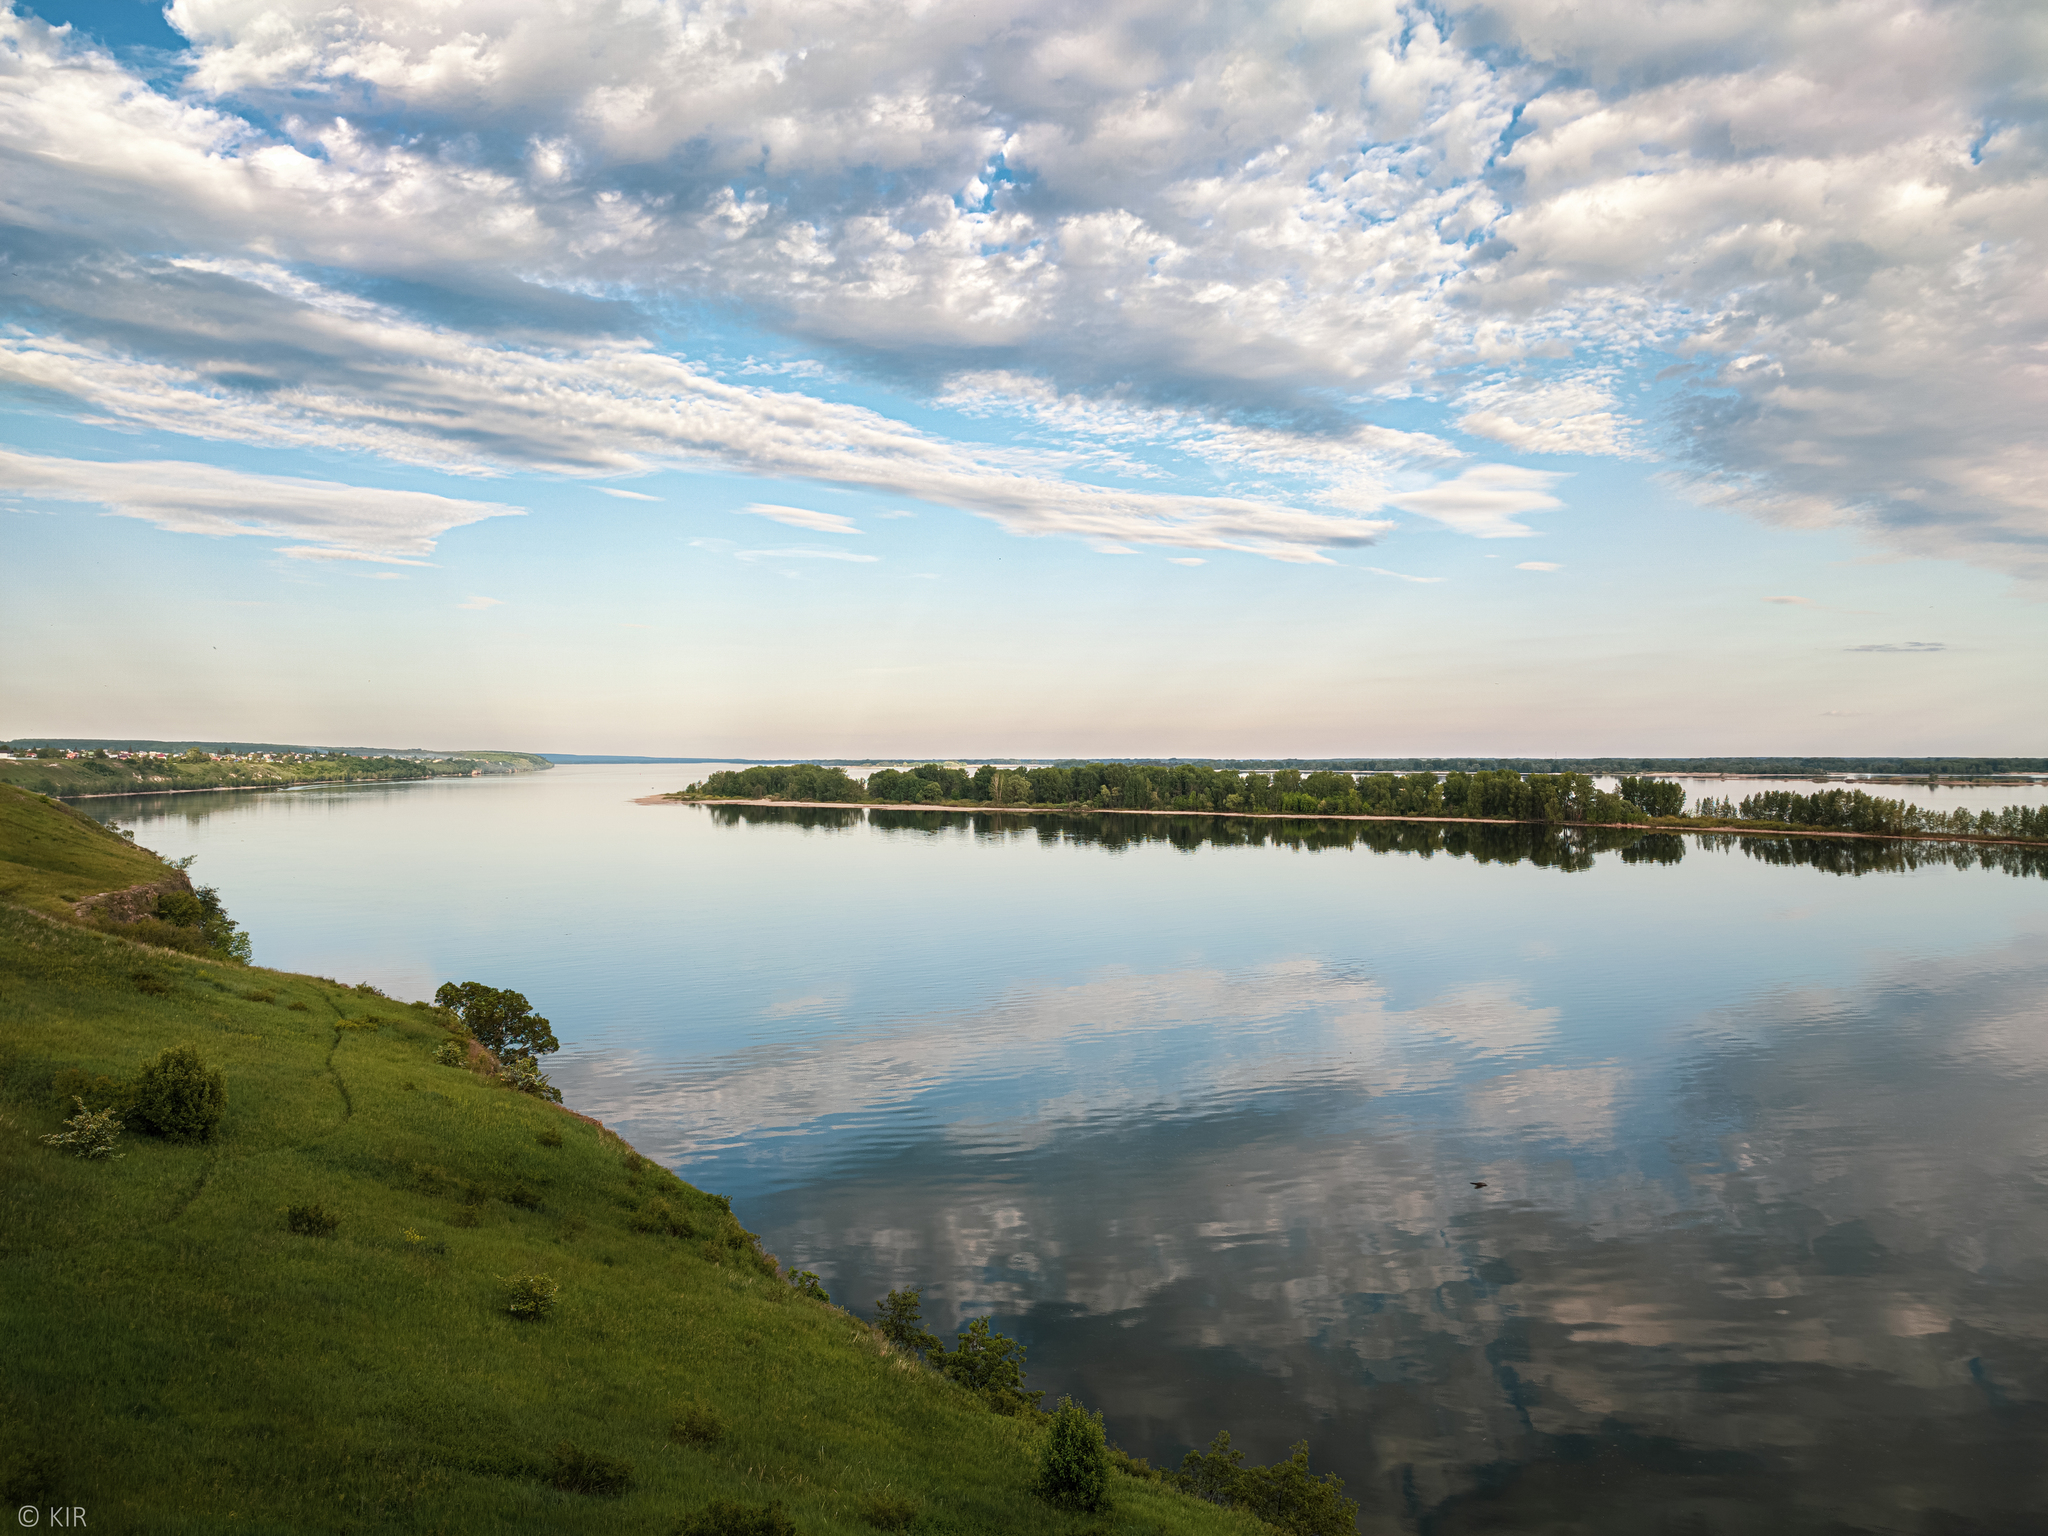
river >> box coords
[83,764,2048,1533]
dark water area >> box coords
[83,767,2048,1532]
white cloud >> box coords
[1167,557,1206,566]
[734,547,880,564]
[877,510,917,520]
[1385,466,1568,539]
[2,0,2045,576]
[1363,566,1446,584]
[457,594,503,609]
[0,449,523,557]
[1845,641,1946,653]
[598,487,661,501]
[1516,561,1562,572]
[736,503,862,535]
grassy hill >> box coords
[0,785,1264,1534]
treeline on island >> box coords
[674,763,2048,845]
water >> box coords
[84,766,2048,1532]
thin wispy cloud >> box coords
[734,548,881,564]
[598,488,662,501]
[737,504,863,536]
[1516,562,1562,573]
[1845,642,1947,653]
[457,595,503,610]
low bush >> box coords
[40,1097,125,1160]
[1034,1396,1111,1512]
[933,1317,1043,1416]
[859,1491,920,1529]
[431,1039,468,1067]
[501,1273,559,1320]
[670,1405,724,1446]
[633,1198,695,1238]
[1175,1432,1358,1536]
[674,1500,796,1536]
[132,971,171,996]
[548,1441,632,1496]
[873,1287,941,1361]
[129,1045,226,1141]
[286,1000,310,1012]
[505,1181,543,1211]
[536,1124,563,1148]
[497,1054,563,1102]
[286,1203,340,1236]
[787,1269,830,1303]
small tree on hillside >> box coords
[874,1287,942,1361]
[1034,1396,1111,1512]
[434,981,559,1059]
[934,1317,1043,1416]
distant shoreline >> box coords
[641,795,2048,850]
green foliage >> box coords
[129,1044,225,1141]
[1109,1444,1162,1480]
[1034,1396,1111,1512]
[787,1269,830,1303]
[683,763,866,802]
[495,1053,563,1102]
[535,1123,563,1148]
[874,1286,941,1361]
[674,1500,797,1536]
[1616,775,1688,817]
[934,1317,1044,1416]
[40,1095,125,1159]
[548,1440,632,1496]
[431,1038,469,1067]
[1175,1433,1358,1536]
[501,1272,560,1320]
[433,980,559,1058]
[1736,786,2048,841]
[286,1203,340,1236]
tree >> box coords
[934,1317,1043,1415]
[874,1287,942,1361]
[434,981,559,1058]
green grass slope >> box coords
[0,792,1259,1535]
[0,787,172,919]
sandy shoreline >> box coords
[635,796,2045,850]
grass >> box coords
[0,788,1261,1534]
[0,785,171,918]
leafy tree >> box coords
[933,1317,1043,1415]
[1175,1432,1357,1536]
[873,1286,941,1360]
[1034,1396,1111,1512]
[434,981,559,1058]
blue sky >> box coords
[2,0,2043,756]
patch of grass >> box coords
[0,789,1262,1535]
[550,1440,633,1496]
[676,1500,797,1536]
[286,1203,341,1236]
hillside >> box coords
[0,748,551,800]
[0,785,1265,1533]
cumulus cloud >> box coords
[0,448,524,556]
[2,0,2045,575]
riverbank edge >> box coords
[644,795,2048,850]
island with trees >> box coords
[663,763,2048,846]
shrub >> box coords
[286,1203,340,1236]
[1108,1444,1161,1480]
[496,1054,563,1102]
[40,1097,125,1160]
[502,1273,559,1320]
[674,1500,795,1536]
[536,1124,564,1148]
[505,1182,543,1211]
[286,1000,310,1012]
[633,1198,695,1238]
[787,1269,829,1303]
[1034,1396,1111,1512]
[130,1045,226,1141]
[548,1441,631,1496]
[669,1405,724,1445]
[431,1039,468,1067]
[859,1492,919,1530]
[1174,1433,1358,1536]
[132,971,171,996]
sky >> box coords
[1,0,2043,758]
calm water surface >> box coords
[87,766,2048,1533]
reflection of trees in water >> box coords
[712,806,2048,881]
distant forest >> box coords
[675,763,2048,844]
